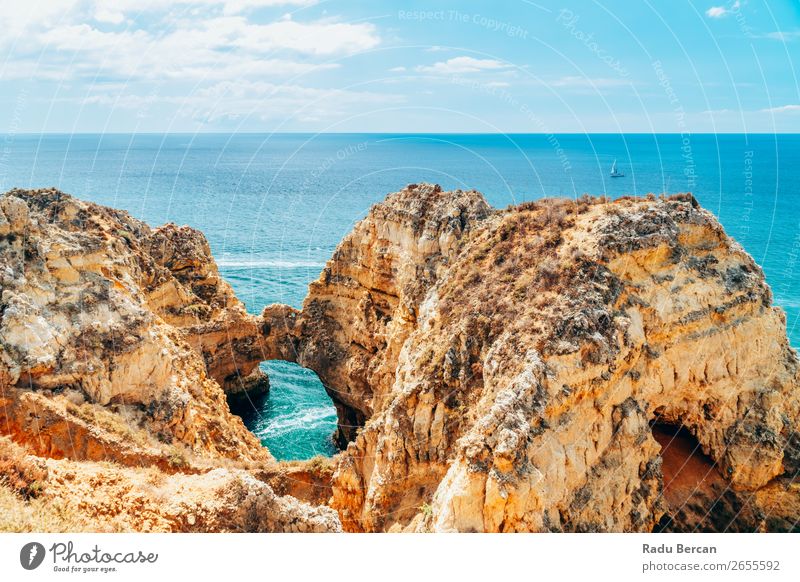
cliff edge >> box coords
[264,184,800,532]
[2,184,798,533]
[0,188,340,532]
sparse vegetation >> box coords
[0,437,101,532]
[0,481,89,532]
[0,437,48,499]
[420,502,433,517]
[66,400,154,449]
[306,455,334,478]
[167,447,188,468]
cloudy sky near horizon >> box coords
[0,0,798,133]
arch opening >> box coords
[228,360,338,461]
[650,420,727,532]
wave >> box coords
[773,296,800,310]
[217,257,326,269]
[256,406,337,438]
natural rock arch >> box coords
[256,184,800,532]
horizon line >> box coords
[4,131,800,136]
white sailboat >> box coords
[610,159,624,177]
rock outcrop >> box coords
[0,188,269,463]
[142,221,270,404]
[264,184,800,532]
[3,184,798,534]
[262,183,491,446]
[0,188,342,532]
[0,436,339,532]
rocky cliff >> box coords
[265,184,800,532]
[262,184,491,447]
[2,184,798,533]
[0,188,339,532]
[144,221,271,405]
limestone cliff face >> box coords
[268,185,799,532]
[0,188,266,463]
[0,188,342,533]
[145,222,270,404]
[3,184,798,534]
[263,183,491,446]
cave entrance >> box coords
[228,361,338,461]
[650,420,725,532]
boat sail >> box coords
[611,159,624,177]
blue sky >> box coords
[1,0,798,133]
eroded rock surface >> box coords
[264,184,800,532]
[0,188,271,463]
[262,183,491,446]
[143,221,270,403]
[3,184,798,534]
[0,189,345,532]
[0,436,339,532]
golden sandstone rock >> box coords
[1,185,798,533]
[0,188,265,460]
[0,188,338,532]
[265,184,800,532]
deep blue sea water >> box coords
[1,133,798,460]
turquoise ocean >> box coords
[1,133,798,460]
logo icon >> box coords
[20,542,46,570]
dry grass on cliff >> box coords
[66,400,155,449]
[258,456,335,507]
[0,482,91,532]
[0,437,47,498]
[440,196,608,338]
[392,197,605,415]
[409,194,628,416]
[0,437,90,532]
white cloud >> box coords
[761,105,800,113]
[0,61,70,81]
[89,0,318,18]
[705,1,740,18]
[93,7,126,24]
[704,104,800,115]
[230,18,380,56]
[41,16,378,59]
[764,31,800,41]
[9,13,378,82]
[0,0,388,129]
[1,1,371,59]
[81,80,403,124]
[415,57,512,75]
[220,0,318,12]
[0,1,81,37]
